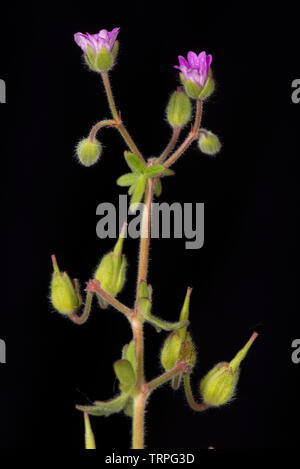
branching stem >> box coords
[164,99,203,169]
[101,71,145,163]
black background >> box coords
[1,1,300,450]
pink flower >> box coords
[74,28,120,54]
[175,51,212,89]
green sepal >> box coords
[111,40,119,61]
[198,76,215,100]
[123,397,133,417]
[77,392,129,416]
[138,281,151,316]
[113,359,136,393]
[117,173,139,187]
[144,164,165,178]
[130,175,146,212]
[128,182,136,195]
[154,179,162,197]
[124,151,146,174]
[161,331,182,371]
[96,47,113,71]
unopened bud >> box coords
[167,88,191,127]
[198,131,221,156]
[200,332,258,407]
[76,138,102,167]
[161,331,182,371]
[50,255,81,315]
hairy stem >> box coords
[87,280,132,320]
[132,391,147,449]
[147,362,186,392]
[157,126,181,163]
[131,178,155,449]
[136,178,154,287]
[101,71,145,163]
[69,291,93,325]
[164,99,203,169]
[88,119,116,142]
[183,373,209,412]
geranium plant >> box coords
[50,27,257,449]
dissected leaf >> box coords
[130,174,146,212]
[124,151,146,174]
[144,164,165,178]
[117,173,139,186]
[77,392,129,416]
[154,179,162,197]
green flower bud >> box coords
[50,255,80,315]
[76,138,102,167]
[167,88,191,127]
[200,332,258,407]
[94,225,127,307]
[198,131,221,156]
[161,331,182,371]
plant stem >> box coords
[101,71,145,163]
[147,362,186,392]
[164,99,203,169]
[183,373,209,412]
[132,391,147,449]
[131,178,155,449]
[86,279,133,320]
[136,178,154,287]
[69,291,93,325]
[88,119,116,142]
[157,126,181,163]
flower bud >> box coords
[94,225,127,307]
[200,332,258,407]
[76,138,102,167]
[175,51,215,100]
[167,88,191,127]
[50,255,81,315]
[160,331,182,371]
[198,131,221,156]
[74,28,120,72]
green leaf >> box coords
[77,393,129,416]
[124,152,146,174]
[144,164,165,178]
[130,175,146,212]
[128,182,136,195]
[117,173,139,187]
[123,340,137,375]
[123,397,133,417]
[154,179,162,197]
[162,168,175,176]
[113,359,136,392]
[143,312,189,332]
